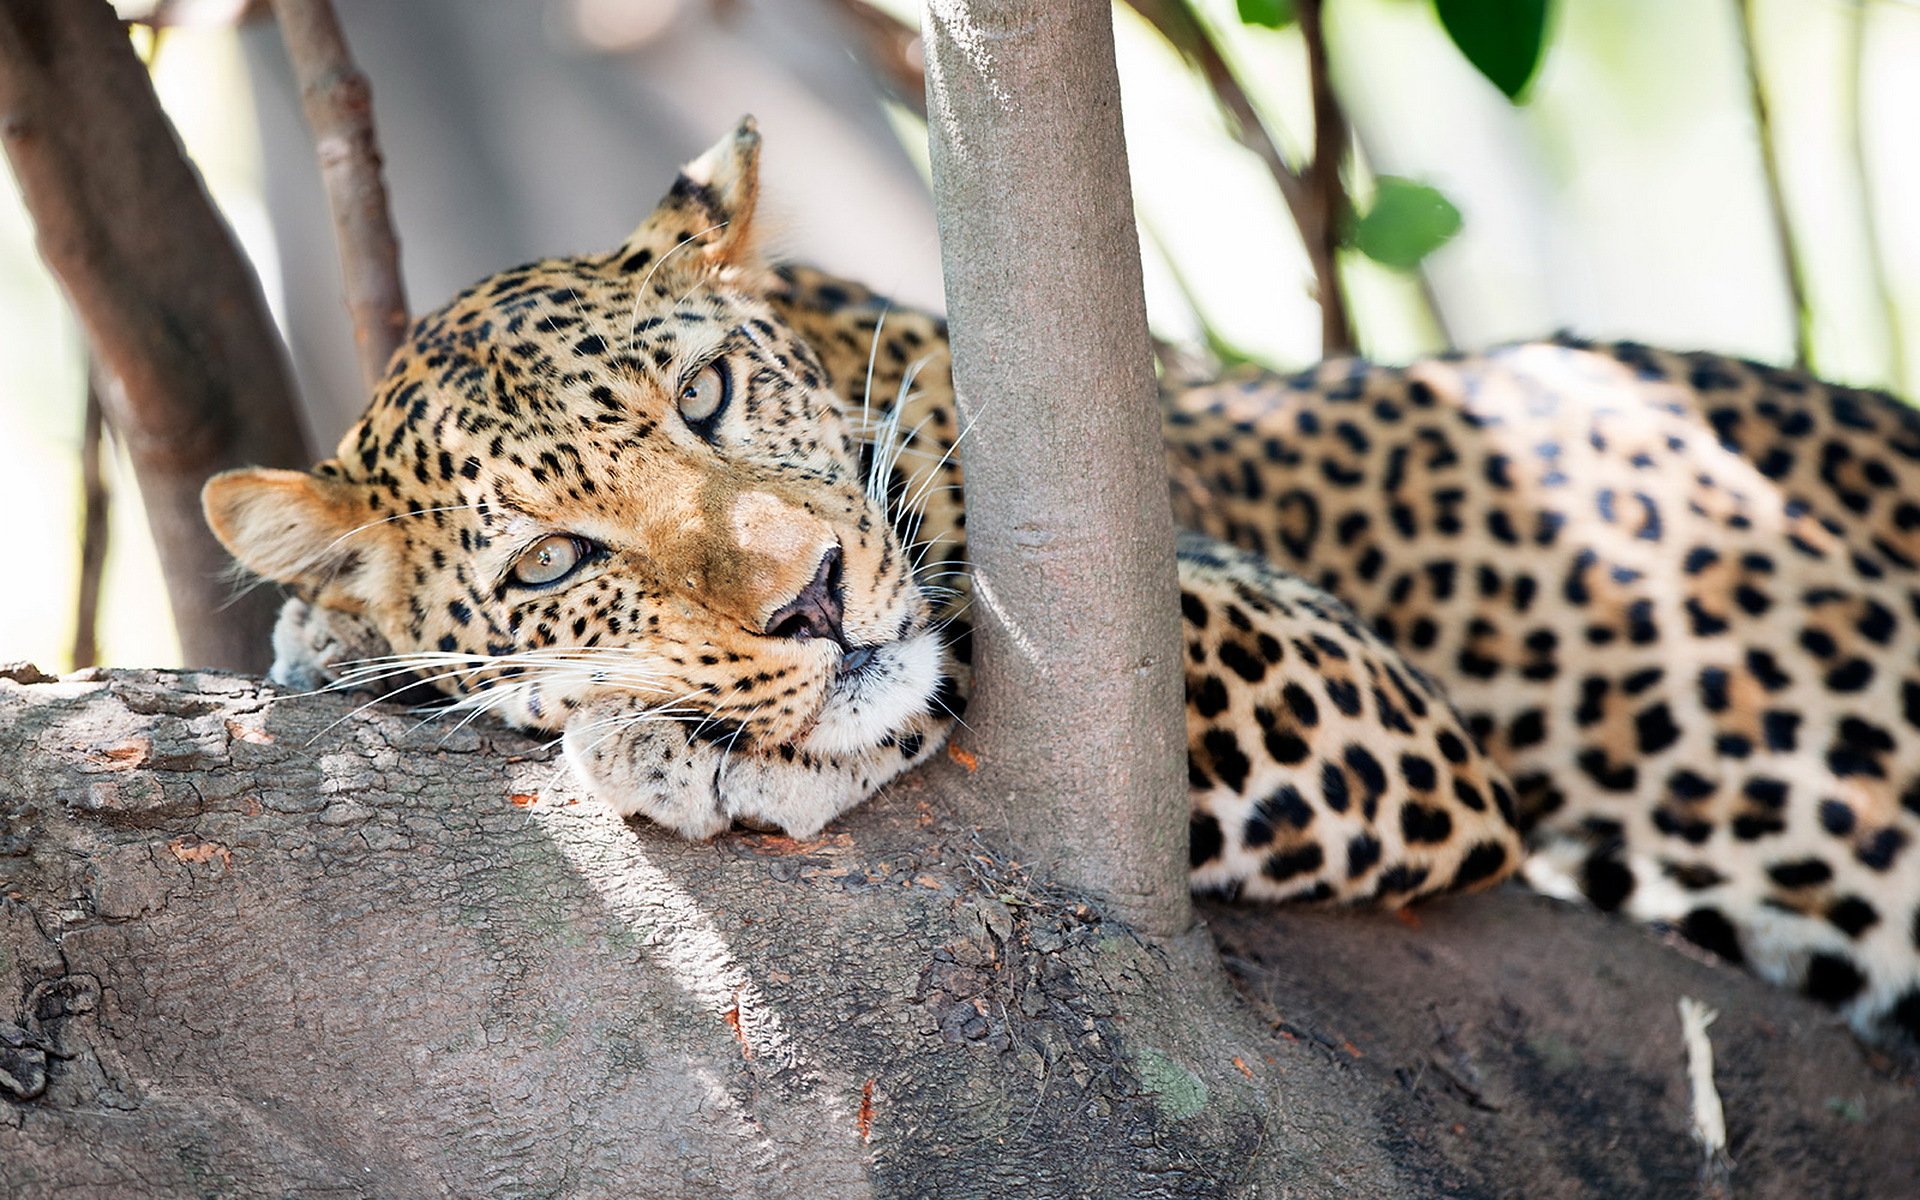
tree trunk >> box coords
[0,0,311,671]
[922,0,1189,936]
[1,667,1914,1198]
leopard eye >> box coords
[678,361,730,435]
[511,534,595,588]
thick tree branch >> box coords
[268,0,409,392]
[922,0,1190,937]
[2,668,1913,1196]
[0,0,311,670]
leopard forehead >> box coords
[342,252,830,479]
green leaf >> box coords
[1433,0,1550,101]
[1236,0,1296,29]
[1349,177,1463,272]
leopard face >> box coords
[204,121,948,758]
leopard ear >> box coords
[202,466,390,603]
[616,116,763,276]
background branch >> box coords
[69,360,110,671]
[268,0,409,393]
[829,0,930,118]
[1845,0,1909,394]
[1733,0,1813,369]
[0,0,310,671]
[1123,0,1358,357]
[1295,0,1355,357]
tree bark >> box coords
[1,667,1914,1198]
[0,0,311,671]
[922,0,1190,937]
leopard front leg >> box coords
[276,595,960,840]
[1175,532,1524,906]
[562,703,735,839]
[717,706,952,838]
[564,698,953,840]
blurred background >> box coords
[3,0,1916,670]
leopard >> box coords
[205,119,1518,911]
[205,120,1920,1043]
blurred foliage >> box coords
[1434,0,1552,100]
[1349,176,1464,270]
[1236,0,1296,27]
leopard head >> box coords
[205,119,946,757]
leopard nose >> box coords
[764,546,846,646]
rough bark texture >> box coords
[922,0,1190,936]
[3,667,1915,1198]
[267,0,409,394]
[0,0,310,671]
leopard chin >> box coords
[794,631,945,757]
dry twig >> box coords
[269,0,410,392]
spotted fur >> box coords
[206,122,1920,1042]
[1168,344,1920,1041]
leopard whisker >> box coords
[712,701,767,795]
[866,352,940,508]
[856,303,894,487]
[898,399,987,526]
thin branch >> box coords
[1140,216,1241,375]
[1119,3,1309,226]
[1294,0,1355,357]
[71,360,111,671]
[0,0,310,670]
[1733,0,1813,369]
[268,0,409,393]
[1123,0,1356,355]
[1845,0,1909,393]
[828,0,929,118]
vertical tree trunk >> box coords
[0,0,310,671]
[922,0,1189,937]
